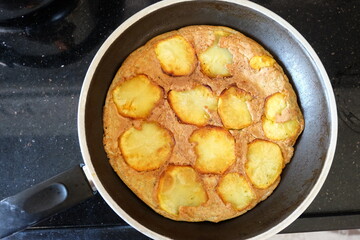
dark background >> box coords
[0,0,359,239]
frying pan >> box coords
[0,0,338,239]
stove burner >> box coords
[0,0,122,68]
[0,0,78,30]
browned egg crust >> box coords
[103,25,304,222]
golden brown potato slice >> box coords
[217,173,256,211]
[198,31,233,77]
[168,85,218,126]
[218,87,253,129]
[262,117,301,141]
[213,30,232,37]
[245,140,284,189]
[119,122,174,171]
[249,55,276,70]
[264,92,288,121]
[190,127,235,174]
[157,166,208,215]
[112,75,163,119]
[155,35,196,76]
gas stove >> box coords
[0,0,359,239]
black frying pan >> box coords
[0,1,337,239]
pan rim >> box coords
[77,0,338,239]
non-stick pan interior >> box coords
[83,1,334,239]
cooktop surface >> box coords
[0,0,359,239]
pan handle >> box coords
[0,165,95,239]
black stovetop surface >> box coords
[0,0,359,239]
